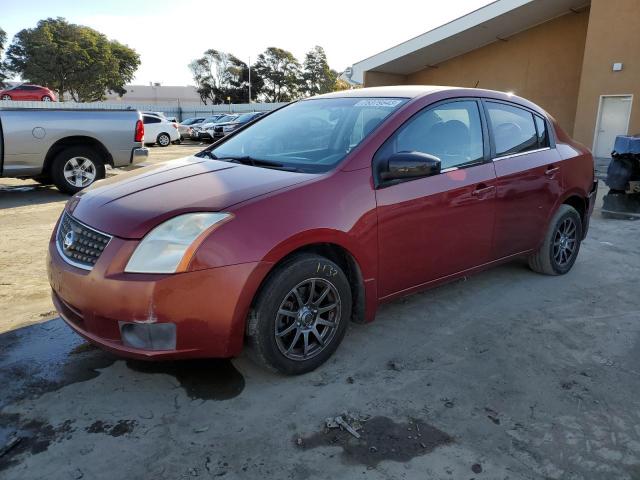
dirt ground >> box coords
[2,155,640,479]
[0,142,204,334]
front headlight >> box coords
[125,212,232,274]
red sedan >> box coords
[0,83,57,101]
[47,86,597,374]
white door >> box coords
[594,95,633,158]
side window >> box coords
[534,115,550,148]
[486,102,538,157]
[378,100,484,170]
[143,115,160,124]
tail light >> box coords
[135,119,144,142]
[173,122,178,130]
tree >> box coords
[189,49,262,104]
[0,27,7,86]
[302,46,336,97]
[253,47,301,102]
[4,18,140,102]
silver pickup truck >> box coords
[0,108,148,193]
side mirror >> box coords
[380,151,441,182]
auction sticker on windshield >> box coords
[354,99,404,107]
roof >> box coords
[349,0,590,83]
[313,85,449,99]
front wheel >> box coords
[50,146,105,194]
[157,133,171,147]
[529,204,583,275]
[42,95,52,102]
[246,254,352,375]
[1,94,12,101]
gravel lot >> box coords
[0,142,205,334]
[1,151,640,479]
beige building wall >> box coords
[401,10,590,134]
[363,71,407,87]
[573,0,640,149]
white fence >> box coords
[0,100,286,121]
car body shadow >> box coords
[0,183,68,209]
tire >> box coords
[157,133,171,147]
[246,254,352,375]
[1,94,12,101]
[528,204,583,275]
[50,146,105,194]
[42,95,52,102]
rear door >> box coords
[375,99,497,298]
[142,115,161,143]
[483,100,562,259]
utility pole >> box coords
[248,56,252,104]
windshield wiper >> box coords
[195,150,218,159]
[221,155,301,172]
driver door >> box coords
[375,99,497,298]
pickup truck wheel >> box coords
[246,254,352,375]
[51,147,105,194]
[157,133,171,147]
[1,94,11,100]
[529,204,582,275]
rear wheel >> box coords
[246,254,352,375]
[50,146,105,194]
[1,94,12,101]
[157,133,171,147]
[529,204,583,275]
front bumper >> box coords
[47,231,271,360]
[131,147,149,165]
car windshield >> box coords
[209,97,407,173]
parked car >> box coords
[142,111,167,119]
[142,114,180,147]
[211,111,266,140]
[0,84,58,102]
[48,86,597,374]
[181,117,206,126]
[189,115,224,140]
[174,117,204,140]
[190,114,236,141]
[0,108,147,193]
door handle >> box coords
[545,166,560,177]
[471,184,496,197]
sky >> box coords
[1,0,493,86]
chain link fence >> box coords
[0,100,286,121]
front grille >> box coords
[56,212,111,269]
[214,126,223,133]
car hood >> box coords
[70,156,312,239]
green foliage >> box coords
[253,47,302,102]
[189,49,263,104]
[0,27,6,85]
[4,18,140,102]
[189,45,351,104]
[302,46,336,97]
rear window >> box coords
[486,102,538,157]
